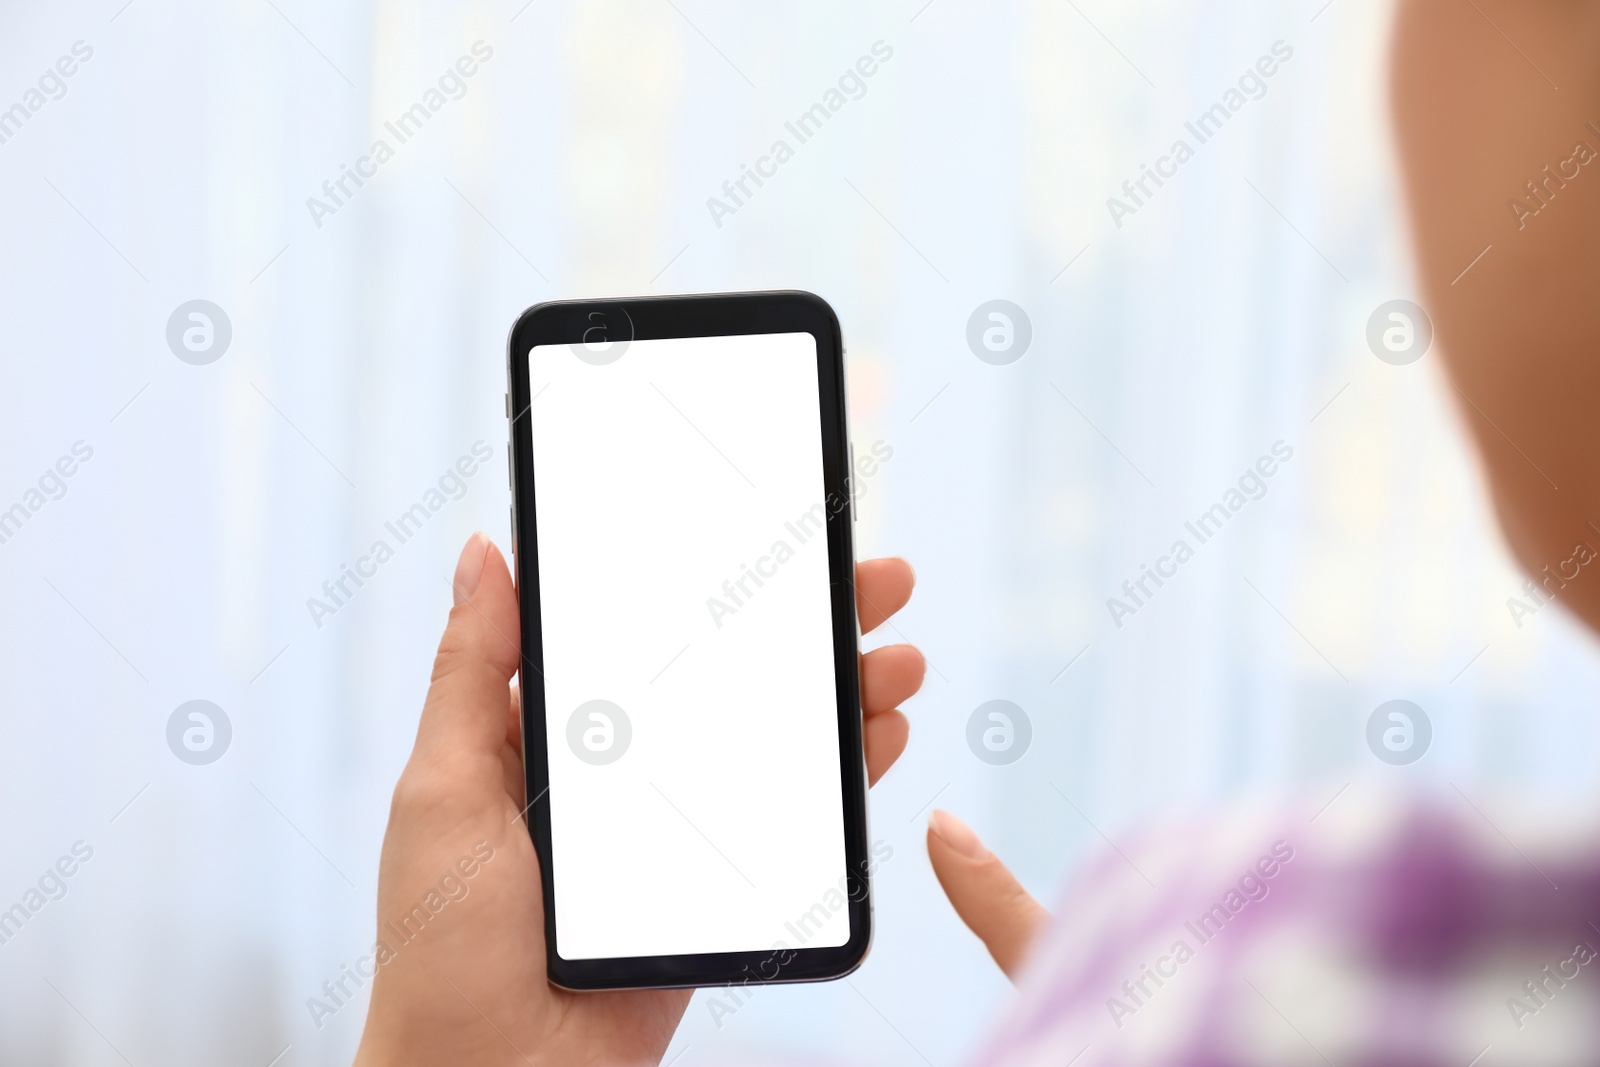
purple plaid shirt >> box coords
[976,789,1600,1066]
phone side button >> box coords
[509,505,516,548]
[849,444,857,522]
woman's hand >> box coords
[354,533,924,1067]
[926,810,1050,980]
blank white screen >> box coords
[528,331,849,960]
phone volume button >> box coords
[849,444,857,522]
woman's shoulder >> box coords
[980,785,1600,1067]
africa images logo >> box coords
[705,41,894,228]
[305,41,493,228]
[1365,700,1430,766]
[567,700,632,765]
[966,700,1032,765]
[166,300,232,365]
[1105,40,1294,229]
[966,301,1032,365]
[166,700,232,766]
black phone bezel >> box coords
[505,290,871,991]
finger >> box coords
[927,809,1049,981]
[863,709,908,786]
[414,533,522,762]
[504,684,528,813]
[856,558,914,634]
[861,643,926,714]
[507,683,523,749]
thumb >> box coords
[927,809,1049,981]
[414,533,522,761]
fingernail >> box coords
[453,533,490,606]
[929,809,987,860]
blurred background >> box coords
[3,0,1597,1064]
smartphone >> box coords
[505,291,873,990]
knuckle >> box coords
[429,616,476,686]
[389,753,496,826]
[389,767,443,820]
